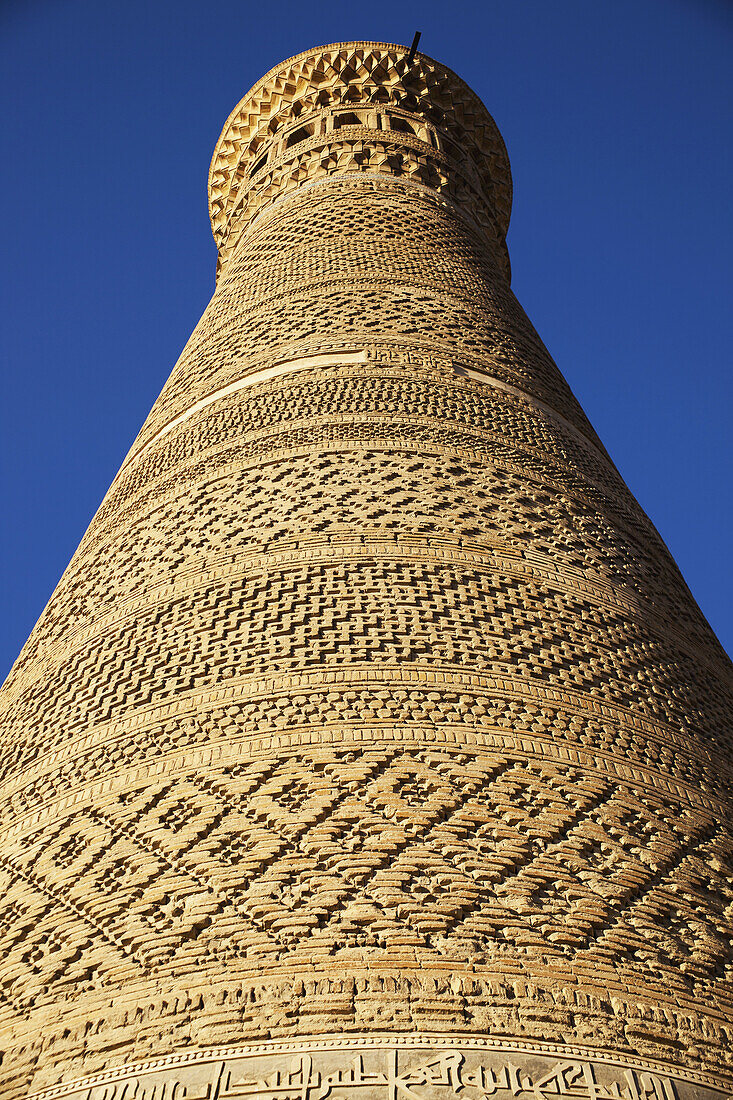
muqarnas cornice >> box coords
[208,41,513,277]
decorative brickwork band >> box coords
[1,40,732,1099]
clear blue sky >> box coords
[1,0,731,678]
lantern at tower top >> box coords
[208,41,513,276]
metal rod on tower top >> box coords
[407,31,421,64]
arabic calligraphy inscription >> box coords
[45,1044,730,1100]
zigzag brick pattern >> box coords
[1,41,732,1099]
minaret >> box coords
[1,41,731,1099]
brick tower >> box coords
[1,41,732,1100]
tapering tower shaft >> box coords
[0,42,732,1100]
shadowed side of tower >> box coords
[0,41,732,1100]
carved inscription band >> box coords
[30,1037,731,1100]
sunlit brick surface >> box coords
[1,41,731,1100]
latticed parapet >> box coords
[208,41,513,277]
